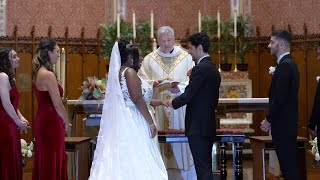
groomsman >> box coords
[260,30,300,180]
[308,42,320,155]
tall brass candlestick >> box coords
[234,35,238,72]
[218,37,221,72]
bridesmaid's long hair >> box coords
[0,47,15,87]
[32,37,57,80]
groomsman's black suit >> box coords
[267,54,300,180]
[308,80,320,155]
[172,57,221,180]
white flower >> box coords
[310,137,319,161]
[29,141,34,151]
[269,66,276,75]
[316,153,320,161]
[316,76,320,82]
[27,150,32,158]
[20,139,27,149]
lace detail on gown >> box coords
[120,67,153,106]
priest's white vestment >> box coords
[138,46,196,179]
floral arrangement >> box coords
[310,137,320,161]
[21,139,34,167]
[80,76,106,100]
[269,66,276,75]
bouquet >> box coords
[309,137,320,161]
[80,76,106,100]
[21,139,34,167]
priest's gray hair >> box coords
[157,26,175,38]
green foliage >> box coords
[135,21,153,57]
[100,18,133,59]
[201,16,218,54]
[220,20,234,64]
[231,16,254,63]
[100,18,153,59]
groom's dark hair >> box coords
[188,32,210,53]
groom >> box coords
[168,32,221,180]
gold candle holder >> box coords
[151,37,157,51]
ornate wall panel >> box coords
[252,0,320,36]
[6,0,109,37]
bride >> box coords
[89,40,168,180]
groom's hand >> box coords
[167,100,173,108]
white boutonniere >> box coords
[269,66,276,75]
[316,76,320,82]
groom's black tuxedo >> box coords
[172,56,221,180]
[267,54,300,180]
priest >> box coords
[138,26,195,179]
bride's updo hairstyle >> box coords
[118,39,130,64]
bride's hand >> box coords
[149,124,157,138]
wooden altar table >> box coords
[66,98,269,136]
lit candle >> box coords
[151,10,154,38]
[60,48,66,93]
[133,10,136,39]
[198,10,201,32]
[117,12,120,38]
[234,8,237,37]
[217,9,220,38]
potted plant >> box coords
[100,18,153,59]
[220,20,234,71]
[100,18,133,59]
[201,16,217,58]
[233,16,254,71]
[134,21,153,57]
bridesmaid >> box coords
[32,38,69,180]
[0,47,29,180]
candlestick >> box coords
[61,48,66,93]
[218,37,221,72]
[117,12,120,38]
[234,8,237,37]
[217,10,221,38]
[151,10,154,38]
[198,10,201,32]
[133,10,136,39]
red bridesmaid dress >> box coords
[32,84,68,180]
[0,87,23,180]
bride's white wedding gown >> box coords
[89,67,168,180]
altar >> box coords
[219,71,252,129]
[66,97,268,137]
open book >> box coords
[158,80,180,92]
[158,80,180,86]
